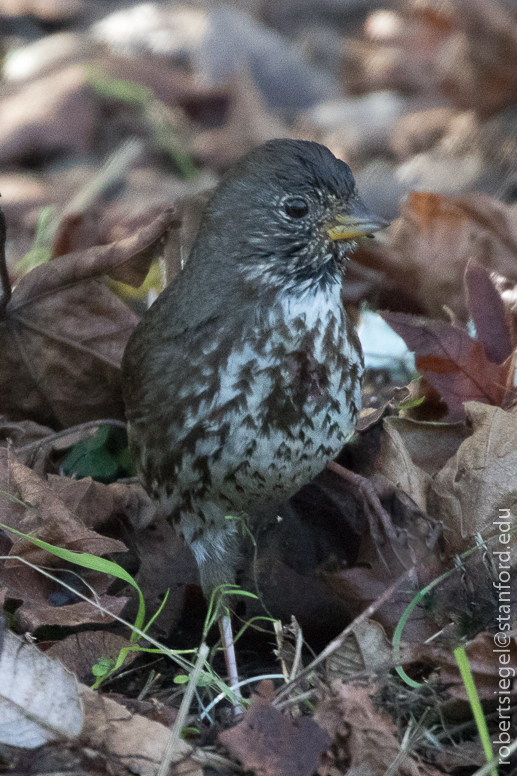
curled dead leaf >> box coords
[358,191,517,321]
[428,401,517,554]
[0,208,175,427]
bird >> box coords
[121,138,388,694]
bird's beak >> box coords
[326,200,390,242]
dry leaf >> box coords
[382,312,510,418]
[0,629,83,748]
[0,0,84,21]
[432,0,517,116]
[192,70,291,167]
[0,208,174,427]
[131,514,196,642]
[46,631,134,683]
[377,418,432,511]
[417,632,517,702]
[0,66,98,164]
[0,416,54,448]
[381,417,470,477]
[360,192,517,321]
[315,681,423,776]
[46,475,118,531]
[356,0,517,116]
[465,262,514,364]
[220,688,330,776]
[0,450,127,563]
[326,620,392,683]
[79,683,200,776]
[429,402,517,553]
[0,449,130,631]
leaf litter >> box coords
[0,0,516,772]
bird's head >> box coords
[195,139,389,296]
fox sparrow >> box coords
[122,139,387,684]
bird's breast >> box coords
[184,285,363,503]
[133,283,363,521]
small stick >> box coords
[158,642,209,776]
[15,419,127,453]
[273,571,410,707]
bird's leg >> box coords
[196,522,244,712]
[219,612,244,714]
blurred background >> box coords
[2,0,517,307]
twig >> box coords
[15,419,127,453]
[470,737,517,776]
[273,570,410,707]
[0,208,11,319]
[274,687,317,711]
[158,642,209,776]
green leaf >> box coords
[92,657,114,677]
[181,727,200,738]
[61,424,134,482]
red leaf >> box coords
[381,311,509,415]
[465,261,513,364]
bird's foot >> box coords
[326,460,400,548]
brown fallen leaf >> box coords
[0,450,126,563]
[465,261,514,365]
[46,631,134,684]
[100,693,177,727]
[326,541,434,643]
[0,66,98,165]
[315,681,437,776]
[417,632,517,702]
[131,514,197,643]
[391,107,460,161]
[429,401,517,554]
[0,560,129,631]
[356,191,517,321]
[220,684,330,776]
[0,449,130,631]
[0,208,175,427]
[380,416,470,478]
[376,417,433,512]
[0,0,84,21]
[78,683,201,776]
[192,70,292,167]
[325,619,392,683]
[432,0,517,116]
[356,0,517,117]
[0,415,54,448]
[46,474,119,532]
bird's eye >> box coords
[284,196,309,218]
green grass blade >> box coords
[0,522,146,635]
[454,646,498,776]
